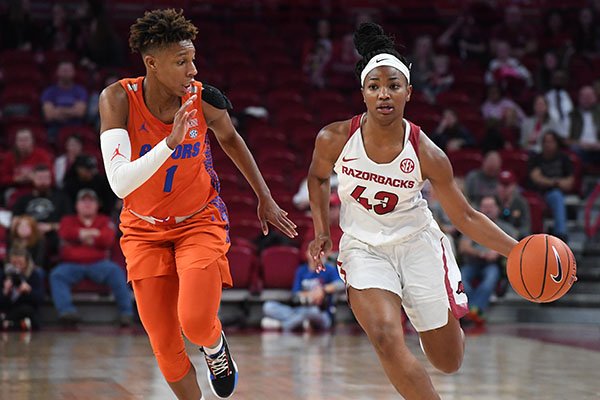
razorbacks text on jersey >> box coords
[333,114,433,246]
[119,77,220,219]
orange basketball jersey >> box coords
[119,77,219,219]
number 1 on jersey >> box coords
[350,185,398,215]
[163,165,178,192]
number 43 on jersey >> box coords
[350,185,398,215]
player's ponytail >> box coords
[353,22,409,83]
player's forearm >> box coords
[219,134,271,200]
[308,173,331,237]
[458,210,517,257]
[100,128,174,199]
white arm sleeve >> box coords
[100,128,174,199]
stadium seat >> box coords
[260,245,300,289]
[522,191,546,234]
[447,150,483,177]
[499,149,529,187]
[228,246,258,289]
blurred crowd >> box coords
[0,0,599,331]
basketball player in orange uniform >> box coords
[308,23,517,399]
[99,9,296,400]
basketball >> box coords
[506,234,577,303]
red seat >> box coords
[229,218,262,241]
[499,150,529,187]
[227,246,258,289]
[260,245,300,289]
[72,280,111,296]
[57,125,98,150]
[447,150,483,177]
[522,191,546,234]
[226,90,262,110]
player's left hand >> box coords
[257,197,297,238]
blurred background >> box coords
[0,0,599,330]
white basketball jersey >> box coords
[333,114,433,246]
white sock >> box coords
[203,335,223,356]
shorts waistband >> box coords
[129,206,205,226]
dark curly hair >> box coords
[353,22,409,83]
[129,9,198,54]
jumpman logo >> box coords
[111,144,127,161]
[139,122,149,133]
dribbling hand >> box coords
[166,94,198,150]
[257,196,297,238]
[308,235,332,273]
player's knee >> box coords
[432,353,463,374]
[180,313,216,345]
[367,319,404,354]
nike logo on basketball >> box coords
[550,245,563,283]
[111,144,127,161]
[342,156,359,162]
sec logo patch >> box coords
[400,158,415,173]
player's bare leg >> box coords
[348,287,441,400]
[167,363,202,400]
[418,310,464,373]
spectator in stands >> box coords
[423,55,454,103]
[41,61,88,142]
[464,150,502,204]
[545,70,573,133]
[481,84,525,122]
[408,35,435,92]
[0,128,54,206]
[303,19,332,88]
[261,248,344,332]
[539,11,573,59]
[497,171,531,239]
[79,12,124,69]
[567,85,600,163]
[49,189,132,326]
[0,245,44,331]
[329,12,369,75]
[41,4,76,51]
[9,215,45,268]
[459,195,517,325]
[535,51,565,93]
[87,73,119,130]
[63,155,115,216]
[54,134,84,188]
[484,40,532,89]
[528,131,574,241]
[12,164,72,263]
[436,12,487,64]
[1,0,37,50]
[431,108,475,152]
[490,5,537,59]
[574,8,600,57]
[521,95,565,153]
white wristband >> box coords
[100,128,174,199]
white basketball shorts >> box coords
[337,220,469,332]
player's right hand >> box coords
[308,235,332,273]
[167,94,197,149]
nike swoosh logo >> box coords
[375,58,388,63]
[342,156,359,162]
[551,245,563,283]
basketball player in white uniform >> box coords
[308,23,518,400]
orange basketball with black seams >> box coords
[506,234,577,303]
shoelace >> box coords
[206,349,230,377]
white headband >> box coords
[360,53,411,86]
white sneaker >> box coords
[260,317,282,330]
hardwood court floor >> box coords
[1,324,599,400]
